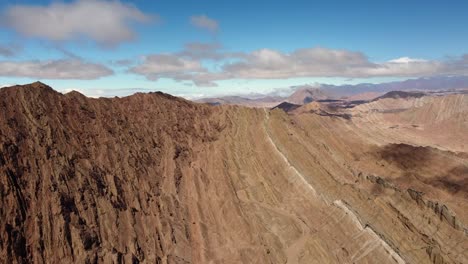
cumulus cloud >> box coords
[129,54,205,78]
[177,42,244,60]
[129,45,468,87]
[388,57,427,63]
[129,54,212,85]
[362,59,442,77]
[1,0,153,46]
[190,15,219,32]
[217,50,468,80]
[221,47,376,79]
[178,42,224,60]
[0,59,113,79]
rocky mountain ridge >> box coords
[0,83,467,263]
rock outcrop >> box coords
[0,83,467,263]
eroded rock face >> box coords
[0,83,467,264]
[0,83,225,263]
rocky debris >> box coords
[365,174,400,192]
[315,110,352,120]
[426,201,464,232]
[361,172,466,235]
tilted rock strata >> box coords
[0,83,467,263]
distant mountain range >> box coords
[196,75,468,107]
[319,75,468,97]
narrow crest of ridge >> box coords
[0,81,56,93]
[373,90,426,101]
[1,82,191,105]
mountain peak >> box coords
[30,81,48,87]
[287,87,330,104]
[0,82,58,97]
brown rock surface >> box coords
[0,83,467,263]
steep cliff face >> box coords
[0,82,226,263]
[0,83,467,264]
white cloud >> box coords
[0,59,113,79]
[218,49,468,79]
[362,59,443,77]
[177,42,244,60]
[221,47,375,79]
[129,54,209,84]
[178,42,223,60]
[2,0,153,46]
[388,57,427,63]
[130,54,205,77]
[129,46,468,87]
[190,15,219,32]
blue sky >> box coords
[0,0,467,98]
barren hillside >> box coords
[0,83,467,263]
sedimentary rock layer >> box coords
[0,83,466,263]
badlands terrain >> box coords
[0,82,467,263]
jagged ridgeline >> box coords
[0,82,467,263]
